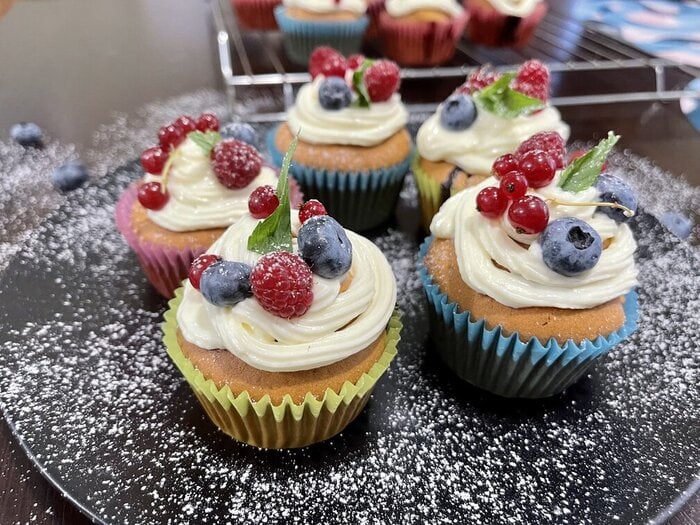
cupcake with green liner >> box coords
[274,0,369,63]
[268,48,412,231]
[419,131,639,398]
[414,60,569,229]
[164,139,401,448]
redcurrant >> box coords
[492,154,519,179]
[248,185,279,219]
[174,115,197,134]
[189,254,222,290]
[499,172,528,201]
[140,146,168,174]
[196,113,220,132]
[476,187,508,219]
[299,199,328,223]
[507,195,549,234]
[518,150,555,188]
[158,124,186,151]
[137,182,169,210]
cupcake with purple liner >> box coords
[419,131,639,398]
[231,0,281,30]
[465,0,548,48]
[274,0,369,63]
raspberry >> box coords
[347,54,365,70]
[298,199,327,223]
[512,59,550,102]
[364,60,400,102]
[459,67,500,94]
[250,252,314,319]
[516,132,566,169]
[211,139,262,189]
[309,47,347,79]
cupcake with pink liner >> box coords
[465,0,547,48]
[231,0,281,30]
[378,0,468,66]
[115,114,301,298]
[366,0,385,40]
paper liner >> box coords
[378,11,468,66]
[267,126,411,231]
[412,153,445,231]
[274,6,369,64]
[465,1,547,48]
[418,236,639,398]
[231,0,281,30]
[162,288,402,449]
[365,0,385,40]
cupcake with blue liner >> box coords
[274,0,369,63]
[418,131,639,398]
[269,48,412,231]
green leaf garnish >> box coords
[558,131,620,193]
[473,73,545,118]
[246,132,298,254]
[350,59,375,109]
[188,130,222,155]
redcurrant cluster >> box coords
[246,186,327,223]
[456,60,551,102]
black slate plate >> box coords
[0,156,698,525]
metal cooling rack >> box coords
[212,0,700,120]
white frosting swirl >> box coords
[385,0,464,17]
[144,138,278,232]
[177,213,397,372]
[484,0,542,17]
[283,0,367,15]
[287,77,409,147]
[430,174,638,309]
[417,104,570,176]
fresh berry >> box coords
[248,185,279,219]
[540,218,602,276]
[595,174,637,223]
[309,47,347,79]
[518,150,556,188]
[512,59,550,102]
[158,124,186,151]
[347,54,365,70]
[364,60,401,102]
[200,261,253,307]
[189,254,222,290]
[660,212,693,240]
[299,199,328,224]
[137,181,169,210]
[51,161,89,192]
[439,94,476,131]
[492,154,519,178]
[250,252,314,319]
[298,216,352,279]
[220,122,257,145]
[516,131,566,169]
[196,113,220,132]
[211,139,262,189]
[499,172,528,201]
[10,122,43,148]
[508,195,549,234]
[140,146,168,174]
[460,67,500,94]
[476,187,508,219]
[173,115,197,134]
[319,77,352,110]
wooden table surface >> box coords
[0,1,698,524]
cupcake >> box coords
[465,0,547,48]
[378,0,468,66]
[365,0,385,40]
[268,48,412,231]
[419,131,639,398]
[231,0,281,30]
[414,60,569,229]
[274,0,369,64]
[163,148,401,448]
[115,114,301,298]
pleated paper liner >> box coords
[231,0,281,30]
[418,236,639,398]
[163,288,403,449]
[412,153,445,231]
[464,0,548,48]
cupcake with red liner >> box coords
[465,0,547,48]
[231,0,281,30]
[163,142,401,448]
[366,0,385,40]
[379,0,468,66]
[115,114,301,298]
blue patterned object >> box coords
[659,211,694,239]
[417,236,639,398]
[681,78,700,133]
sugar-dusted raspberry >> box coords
[516,131,566,169]
[211,139,262,189]
[309,47,347,79]
[364,60,401,102]
[250,252,314,319]
[458,67,500,94]
[512,59,550,102]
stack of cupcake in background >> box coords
[464,0,548,48]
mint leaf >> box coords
[558,131,620,192]
[350,59,375,109]
[188,130,221,155]
[246,133,298,254]
[473,73,545,118]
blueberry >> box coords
[596,174,637,222]
[660,211,693,240]
[540,218,602,276]
[220,122,257,146]
[10,122,43,148]
[51,161,89,191]
[318,77,352,111]
[440,94,476,131]
[200,261,253,307]
[298,216,352,279]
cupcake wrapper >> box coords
[412,153,445,231]
[378,11,468,66]
[465,1,547,48]
[163,288,402,449]
[267,126,412,231]
[418,236,639,398]
[231,0,281,30]
[274,6,369,63]
[365,0,385,40]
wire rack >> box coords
[212,0,700,120]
